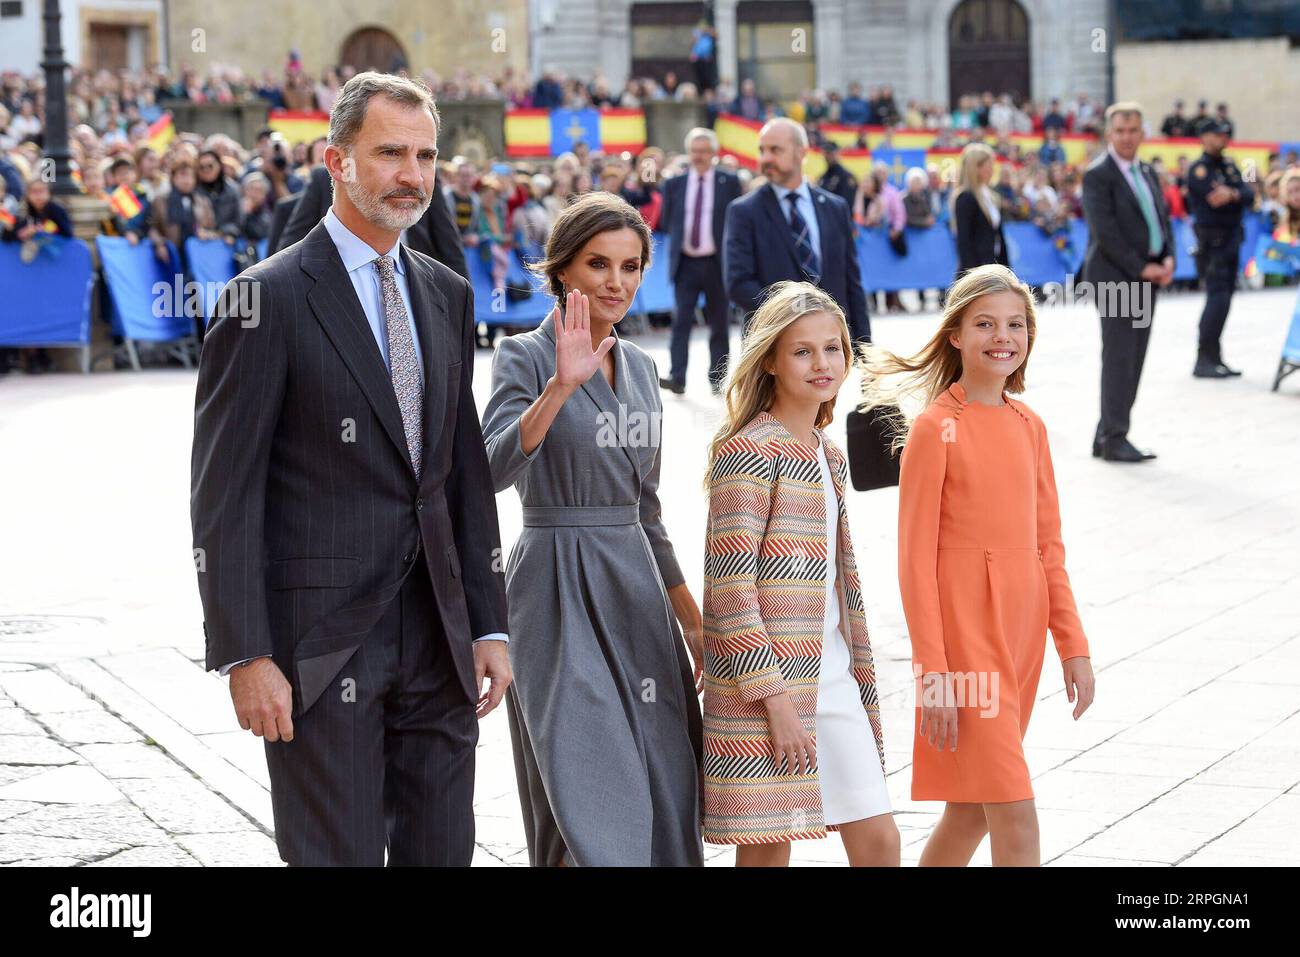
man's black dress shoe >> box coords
[1101,438,1157,462]
[658,376,685,395]
[1193,358,1239,378]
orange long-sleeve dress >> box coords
[898,382,1090,803]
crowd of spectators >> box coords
[4,59,1299,373]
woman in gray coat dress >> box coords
[481,193,705,866]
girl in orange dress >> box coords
[860,264,1096,866]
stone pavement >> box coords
[2,284,1298,867]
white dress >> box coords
[814,437,892,825]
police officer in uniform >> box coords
[1186,118,1253,378]
[817,140,858,207]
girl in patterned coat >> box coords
[701,281,900,866]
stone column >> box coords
[714,0,738,89]
[813,0,846,92]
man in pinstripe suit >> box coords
[191,72,511,866]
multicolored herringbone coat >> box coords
[702,411,886,845]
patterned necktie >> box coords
[786,192,821,282]
[1128,163,1162,256]
[372,255,424,478]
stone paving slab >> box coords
[1,286,1297,866]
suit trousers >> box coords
[1195,226,1240,362]
[1096,276,1159,445]
[264,553,478,866]
[668,253,730,387]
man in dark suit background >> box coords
[1081,101,1174,463]
[657,127,741,395]
[266,192,298,256]
[278,159,469,280]
[192,72,511,866]
[723,117,870,344]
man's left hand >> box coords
[473,640,512,719]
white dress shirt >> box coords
[218,209,506,677]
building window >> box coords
[0,2,23,20]
[630,1,708,88]
[736,1,815,102]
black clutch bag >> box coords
[845,404,902,491]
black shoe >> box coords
[709,380,724,397]
[658,376,685,395]
[1101,438,1157,462]
[1091,439,1102,458]
[1219,360,1243,376]
[1193,357,1233,378]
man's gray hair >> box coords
[328,71,440,151]
[684,127,719,152]
[1104,100,1144,131]
[760,117,808,149]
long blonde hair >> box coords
[857,264,1038,453]
[949,141,998,230]
[705,281,852,487]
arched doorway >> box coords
[339,27,408,74]
[948,0,1030,106]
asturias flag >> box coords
[869,147,928,186]
[504,108,646,158]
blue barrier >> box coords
[1273,286,1300,391]
[184,238,239,325]
[1003,221,1069,287]
[1240,214,1262,270]
[0,238,95,352]
[466,243,552,328]
[632,233,676,315]
[848,213,1274,292]
[1172,218,1199,280]
[96,236,191,343]
[857,226,958,292]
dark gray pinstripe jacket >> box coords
[191,221,507,714]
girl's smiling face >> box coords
[764,310,848,407]
[948,290,1029,378]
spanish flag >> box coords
[146,112,174,153]
[505,109,551,157]
[0,208,15,230]
[800,148,873,181]
[109,184,143,220]
[268,109,331,147]
[1004,132,1093,165]
[715,112,762,168]
[1138,138,1274,185]
[598,108,646,154]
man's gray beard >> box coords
[342,177,431,231]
